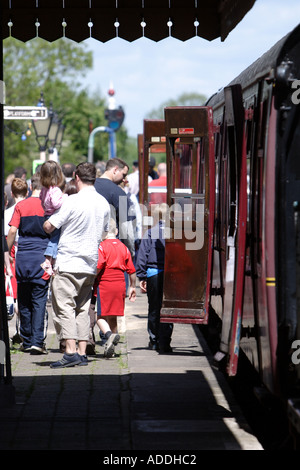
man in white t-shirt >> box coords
[43,162,110,368]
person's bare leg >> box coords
[107,316,118,333]
[77,340,87,356]
[65,338,77,354]
[97,317,111,334]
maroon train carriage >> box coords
[137,119,168,238]
[160,106,215,326]
[137,132,144,206]
[206,24,300,443]
[141,119,167,210]
[135,25,300,445]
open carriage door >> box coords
[137,134,144,206]
[219,85,247,376]
[161,107,215,324]
[142,120,166,210]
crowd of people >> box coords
[3,156,172,368]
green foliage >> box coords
[146,91,207,120]
[3,37,131,177]
[3,37,208,179]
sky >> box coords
[81,0,300,138]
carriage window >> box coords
[173,143,192,191]
[148,141,167,205]
[173,139,206,195]
[169,138,206,250]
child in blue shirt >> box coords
[135,203,173,352]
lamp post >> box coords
[32,92,64,163]
[55,122,65,153]
[32,93,53,161]
[48,114,64,162]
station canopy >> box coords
[1,0,256,43]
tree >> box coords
[3,37,130,177]
[146,92,207,120]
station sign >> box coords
[4,106,48,120]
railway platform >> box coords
[0,288,263,451]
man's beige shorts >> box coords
[51,271,95,341]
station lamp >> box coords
[47,113,65,161]
[32,92,64,161]
[55,122,65,153]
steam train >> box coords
[139,24,300,447]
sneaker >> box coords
[159,345,173,354]
[99,331,107,346]
[78,354,88,366]
[19,343,32,352]
[12,333,22,345]
[86,342,96,356]
[50,353,82,368]
[30,345,48,355]
[41,259,53,276]
[104,333,120,358]
[42,271,51,281]
[112,333,120,346]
